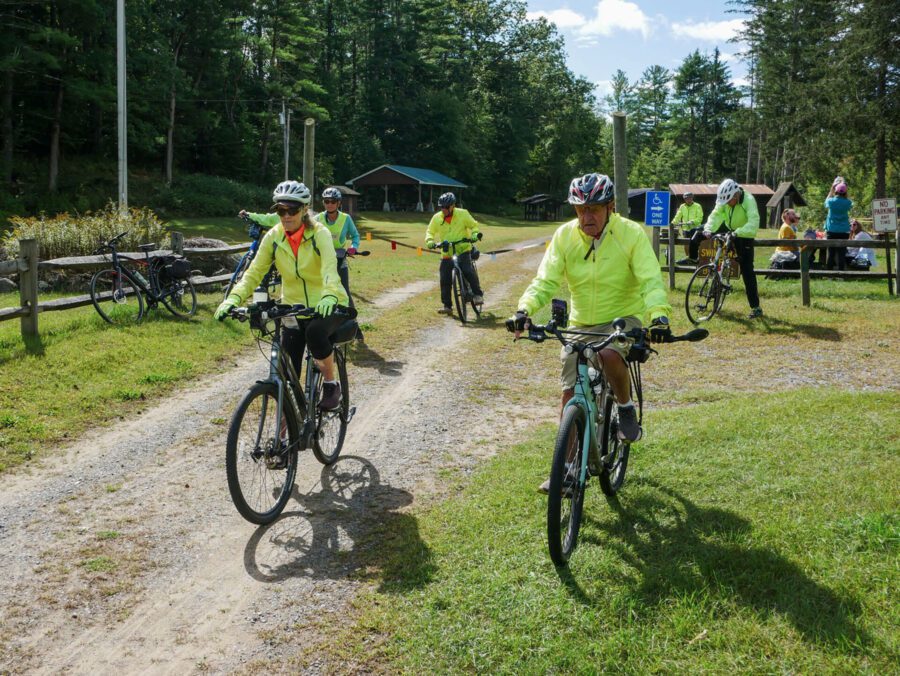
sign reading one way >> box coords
[871,198,897,232]
[644,191,670,227]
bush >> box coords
[152,174,271,217]
[2,202,168,260]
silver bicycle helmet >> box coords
[716,178,741,206]
[273,180,311,204]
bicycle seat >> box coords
[330,318,359,344]
[139,243,157,252]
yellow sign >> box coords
[697,238,740,276]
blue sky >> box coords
[525,0,749,99]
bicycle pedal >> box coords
[346,405,357,423]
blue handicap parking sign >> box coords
[644,191,670,227]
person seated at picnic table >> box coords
[770,208,801,270]
[846,219,877,269]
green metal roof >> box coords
[347,164,468,188]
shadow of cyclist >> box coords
[572,479,868,648]
[714,309,841,341]
[242,455,434,592]
[346,341,404,376]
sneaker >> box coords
[437,306,452,315]
[318,382,342,411]
[355,327,365,342]
[616,405,643,442]
[748,307,763,320]
[537,464,576,496]
[676,257,698,266]
[472,294,484,305]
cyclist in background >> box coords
[507,173,672,492]
[315,187,361,300]
[216,180,351,411]
[425,192,484,315]
[693,179,763,319]
[672,191,704,265]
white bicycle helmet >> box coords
[322,187,342,200]
[273,180,311,205]
[716,178,741,206]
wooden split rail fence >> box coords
[0,232,250,340]
[661,228,898,306]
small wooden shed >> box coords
[766,181,807,227]
[518,194,563,221]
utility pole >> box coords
[117,0,127,210]
[303,118,315,197]
[612,112,628,215]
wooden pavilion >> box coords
[347,164,468,212]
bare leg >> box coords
[599,349,631,403]
[560,388,574,419]
[315,352,335,381]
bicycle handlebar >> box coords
[227,302,352,323]
[92,231,129,255]
[509,318,708,348]
[336,249,371,259]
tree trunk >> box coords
[48,81,64,193]
[2,69,13,186]
[259,100,271,181]
[166,87,176,185]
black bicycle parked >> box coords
[90,231,197,325]
[224,300,359,525]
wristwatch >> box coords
[652,316,669,326]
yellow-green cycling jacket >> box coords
[425,207,481,259]
[704,190,759,239]
[226,220,349,308]
[518,213,671,327]
[672,202,703,226]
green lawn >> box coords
[333,389,899,673]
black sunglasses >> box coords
[275,206,302,216]
[323,199,339,204]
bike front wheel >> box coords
[547,404,588,566]
[160,278,197,318]
[226,382,299,524]
[598,396,631,496]
[451,268,467,324]
[684,264,720,324]
[313,348,349,465]
[467,263,482,318]
[90,268,145,325]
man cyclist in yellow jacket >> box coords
[425,192,484,314]
[508,173,672,491]
[217,180,351,411]
[672,191,704,264]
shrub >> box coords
[2,202,168,260]
[152,174,271,217]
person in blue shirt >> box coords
[315,187,361,301]
[824,181,853,271]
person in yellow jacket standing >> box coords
[672,191,704,264]
[216,180,352,411]
[508,173,672,491]
[698,179,763,319]
[425,192,484,314]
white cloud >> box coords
[526,9,585,29]
[671,19,745,42]
[593,79,613,98]
[581,0,651,39]
[528,1,652,40]
[731,76,751,89]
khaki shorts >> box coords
[559,315,642,390]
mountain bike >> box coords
[223,215,280,299]
[436,237,483,324]
[684,231,737,324]
[90,231,197,325]
[510,300,708,565]
[224,301,359,525]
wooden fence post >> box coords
[667,226,675,289]
[19,238,39,338]
[887,231,895,296]
[170,231,184,255]
[800,247,811,307]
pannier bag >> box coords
[156,255,192,282]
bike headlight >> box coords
[563,344,574,355]
[583,347,595,360]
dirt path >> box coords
[0,248,549,674]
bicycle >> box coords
[684,231,737,324]
[223,215,281,300]
[90,231,197,325]
[224,300,359,524]
[431,237,483,324]
[509,300,708,565]
[335,247,371,306]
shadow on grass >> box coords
[243,456,434,593]
[716,309,842,341]
[574,480,869,649]
[347,341,404,376]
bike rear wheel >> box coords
[685,264,720,324]
[90,268,145,325]
[547,404,587,566]
[451,267,467,324]
[598,395,631,496]
[312,348,349,465]
[160,278,197,318]
[226,382,299,524]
